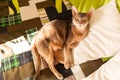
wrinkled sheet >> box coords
[73,0,120,80]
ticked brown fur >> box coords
[31,6,93,79]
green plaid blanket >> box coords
[1,51,32,72]
[0,13,21,27]
[0,50,75,80]
[0,51,32,80]
[1,55,20,72]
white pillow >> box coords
[73,0,120,64]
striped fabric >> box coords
[38,8,50,25]
[0,13,21,27]
[8,0,20,14]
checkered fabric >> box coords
[0,13,21,27]
[1,55,20,72]
[1,51,32,72]
[0,0,80,80]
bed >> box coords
[0,0,120,80]
[74,0,120,80]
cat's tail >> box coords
[31,38,41,77]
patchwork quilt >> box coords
[1,0,115,80]
[0,0,79,80]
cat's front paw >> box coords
[57,73,64,80]
[64,62,71,69]
[64,60,74,69]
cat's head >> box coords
[72,6,94,32]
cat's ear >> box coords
[72,6,79,17]
[86,8,95,18]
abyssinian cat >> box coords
[31,6,93,79]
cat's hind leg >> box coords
[35,40,63,79]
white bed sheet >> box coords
[73,0,120,80]
[74,0,120,64]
